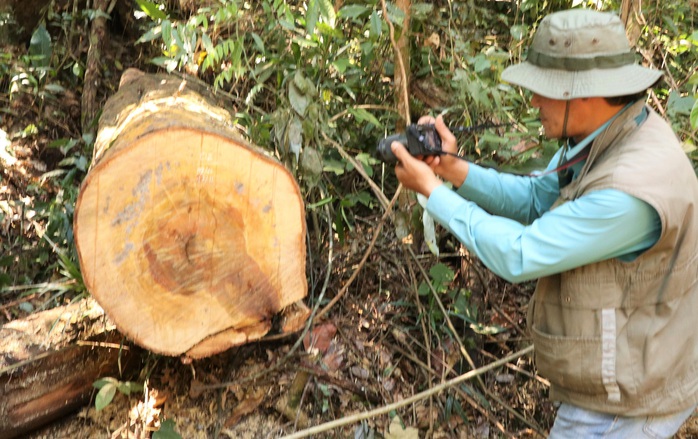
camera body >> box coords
[376,124,442,164]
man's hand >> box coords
[392,115,470,195]
[392,141,443,197]
[421,115,469,187]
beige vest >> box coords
[528,101,698,416]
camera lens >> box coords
[376,133,405,164]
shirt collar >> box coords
[564,102,641,161]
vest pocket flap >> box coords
[531,324,608,396]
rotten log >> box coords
[0,299,138,439]
[73,69,309,359]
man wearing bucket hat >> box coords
[391,8,698,438]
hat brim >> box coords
[501,62,663,100]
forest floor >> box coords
[2,10,698,439]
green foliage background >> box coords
[1,0,697,313]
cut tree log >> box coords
[0,299,139,439]
[74,69,308,359]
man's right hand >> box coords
[392,141,443,197]
[419,115,469,187]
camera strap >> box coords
[449,122,512,133]
[533,144,591,180]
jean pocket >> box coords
[531,324,607,395]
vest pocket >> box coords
[531,324,608,396]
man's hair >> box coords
[604,90,648,106]
[604,76,662,106]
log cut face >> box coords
[74,71,307,358]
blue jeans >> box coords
[548,403,697,439]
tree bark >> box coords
[82,0,111,136]
[0,299,139,439]
[74,70,308,359]
[395,0,411,129]
[620,0,642,47]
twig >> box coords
[280,345,534,439]
[406,245,543,434]
[478,348,550,387]
[406,256,436,434]
[314,185,401,321]
[321,132,390,210]
[388,341,514,438]
[298,365,382,404]
[328,105,398,124]
[76,341,130,350]
[405,246,479,373]
[82,0,110,137]
[380,0,411,125]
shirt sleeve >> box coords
[426,184,661,284]
[457,158,562,224]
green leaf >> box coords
[510,24,527,41]
[370,11,382,39]
[470,322,506,335]
[338,5,371,20]
[667,90,694,117]
[153,419,182,439]
[323,158,346,175]
[134,0,167,20]
[348,107,382,128]
[688,73,698,86]
[411,3,434,21]
[289,81,310,117]
[691,98,698,130]
[201,32,216,54]
[93,377,118,389]
[307,196,334,210]
[117,381,143,396]
[95,383,117,411]
[385,3,406,26]
[300,146,323,186]
[306,0,319,34]
[332,57,351,73]
[136,25,161,44]
[250,32,265,52]
[161,20,172,50]
[279,18,296,31]
[429,263,455,290]
[29,25,52,68]
[317,0,336,27]
[473,54,491,73]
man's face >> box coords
[531,93,574,140]
[530,94,622,142]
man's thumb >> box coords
[391,141,408,161]
[434,115,456,146]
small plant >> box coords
[418,262,504,337]
[92,377,143,411]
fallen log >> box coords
[0,299,138,439]
[74,70,308,359]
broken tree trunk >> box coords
[0,299,139,439]
[74,69,308,359]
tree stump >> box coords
[74,70,308,359]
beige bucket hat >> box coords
[501,9,663,100]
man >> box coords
[391,9,698,438]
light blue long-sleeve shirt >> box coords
[425,149,662,284]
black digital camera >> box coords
[376,124,442,164]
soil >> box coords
[2,5,698,439]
